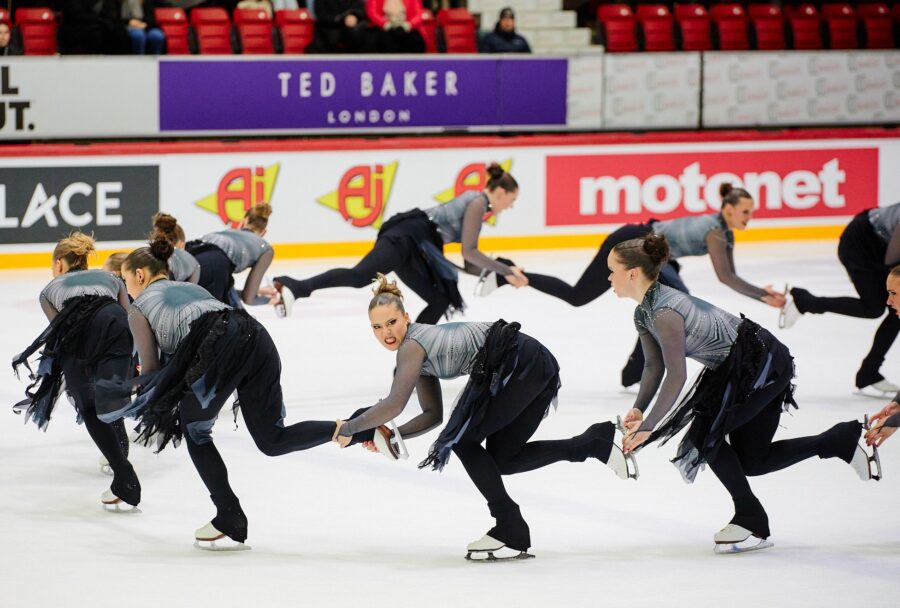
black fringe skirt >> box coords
[648,317,797,483]
[378,209,465,318]
[97,308,261,451]
[12,295,132,430]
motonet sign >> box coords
[545,148,878,226]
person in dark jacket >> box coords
[310,0,369,53]
[59,0,130,54]
[479,7,530,53]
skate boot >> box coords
[372,422,408,461]
[855,379,900,400]
[102,464,141,513]
[99,455,113,476]
[272,279,296,318]
[581,422,638,480]
[817,419,880,479]
[778,285,803,329]
[849,415,883,481]
[466,503,533,562]
[620,358,642,391]
[612,416,641,480]
[474,270,500,298]
[714,498,771,554]
[196,499,249,551]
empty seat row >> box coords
[597,2,898,52]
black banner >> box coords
[0,166,159,245]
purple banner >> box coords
[159,58,567,132]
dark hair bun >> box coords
[149,237,174,262]
[485,162,504,181]
[642,234,670,266]
[719,182,734,198]
[153,212,178,234]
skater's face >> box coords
[489,187,518,215]
[887,274,900,316]
[722,197,754,230]
[122,265,161,299]
[369,304,410,351]
[607,252,640,300]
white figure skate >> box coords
[101,489,140,513]
[850,415,883,481]
[713,524,773,555]
[613,416,641,480]
[194,522,250,551]
[465,535,534,562]
[372,421,408,461]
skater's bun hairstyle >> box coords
[150,212,186,245]
[122,237,174,277]
[368,273,406,313]
[244,203,272,232]
[103,252,129,275]
[53,232,96,271]
[720,182,752,207]
[613,234,670,281]
[485,162,518,192]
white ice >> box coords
[1,241,898,608]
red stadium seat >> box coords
[190,7,233,54]
[789,4,822,50]
[711,3,749,51]
[437,8,477,53]
[15,7,57,55]
[420,9,437,53]
[596,4,638,53]
[748,4,786,50]
[676,4,712,51]
[234,8,274,54]
[823,4,858,49]
[636,5,675,52]
[275,9,314,54]
[0,8,10,24]
[857,3,894,49]
[155,8,190,55]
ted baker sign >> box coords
[545,148,877,226]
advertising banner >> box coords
[158,57,568,132]
[545,147,878,226]
[703,51,900,127]
[0,58,158,140]
[603,53,701,129]
[0,165,159,245]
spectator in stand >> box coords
[310,0,368,53]
[479,7,530,53]
[237,0,274,18]
[0,22,23,56]
[366,0,425,53]
[60,0,131,54]
[121,0,166,55]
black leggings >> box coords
[276,237,451,324]
[706,359,860,539]
[451,347,614,551]
[795,212,898,387]
[179,328,335,542]
[193,247,234,305]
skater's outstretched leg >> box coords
[275,239,406,298]
[394,265,451,325]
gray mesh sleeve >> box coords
[885,226,900,267]
[396,375,444,439]
[339,339,426,436]
[637,308,688,433]
[633,331,664,413]
[117,281,131,310]
[706,230,767,300]
[240,248,274,305]
[885,412,900,428]
[460,196,513,276]
[39,294,58,321]
[128,307,161,375]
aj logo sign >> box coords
[195,165,280,228]
[318,162,398,229]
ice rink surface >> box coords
[1,241,898,608]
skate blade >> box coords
[862,415,884,481]
[194,536,251,552]
[714,538,773,555]
[465,549,534,562]
[625,452,640,480]
[102,500,141,514]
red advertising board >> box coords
[546,148,878,226]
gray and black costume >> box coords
[186,228,273,308]
[168,247,201,284]
[338,320,617,552]
[12,270,140,507]
[789,203,900,389]
[514,213,768,387]
[275,191,514,323]
[99,280,335,542]
[632,282,863,539]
